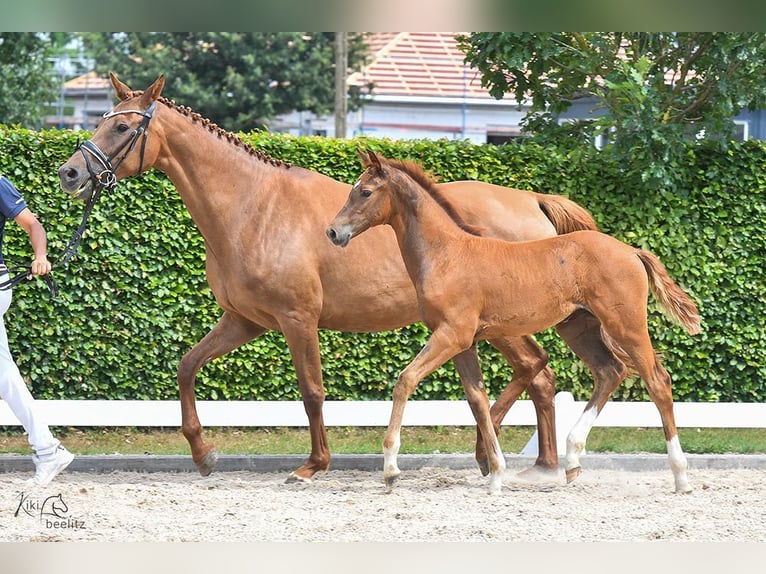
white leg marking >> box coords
[565,405,598,471]
[487,435,505,494]
[383,431,401,482]
[667,435,692,493]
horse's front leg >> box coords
[178,312,266,476]
[484,336,557,479]
[384,325,467,488]
[453,345,505,494]
[279,314,330,483]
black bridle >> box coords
[0,102,157,297]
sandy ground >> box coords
[1,466,764,542]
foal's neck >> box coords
[389,179,467,284]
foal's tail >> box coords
[536,193,599,235]
[636,250,702,335]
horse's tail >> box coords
[636,250,702,335]
[536,193,599,235]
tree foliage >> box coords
[80,32,369,132]
[457,32,766,188]
[0,33,69,128]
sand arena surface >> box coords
[1,466,764,542]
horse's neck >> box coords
[153,112,274,239]
[390,185,463,284]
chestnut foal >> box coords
[327,151,701,494]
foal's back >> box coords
[437,229,646,340]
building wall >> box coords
[270,97,527,144]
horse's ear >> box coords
[140,75,166,107]
[110,72,132,101]
[357,149,370,166]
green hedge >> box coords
[0,126,763,404]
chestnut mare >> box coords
[59,74,613,483]
[327,151,701,493]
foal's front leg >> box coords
[383,326,467,488]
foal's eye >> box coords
[116,123,130,133]
[361,189,372,198]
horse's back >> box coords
[437,181,558,242]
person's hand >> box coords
[30,256,52,276]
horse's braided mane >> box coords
[125,90,291,169]
[384,158,483,236]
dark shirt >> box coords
[0,176,29,266]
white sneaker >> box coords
[27,445,75,487]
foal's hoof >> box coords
[285,472,312,484]
[197,449,219,477]
[565,466,582,484]
[384,474,400,489]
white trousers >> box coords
[0,272,59,456]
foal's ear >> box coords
[110,72,133,101]
[140,75,166,108]
[367,149,382,171]
[357,148,370,166]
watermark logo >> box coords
[14,492,85,530]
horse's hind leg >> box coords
[178,311,266,476]
[484,336,558,479]
[454,345,506,494]
[555,310,628,483]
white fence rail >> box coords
[1,399,764,428]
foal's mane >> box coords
[384,158,483,236]
[124,90,291,169]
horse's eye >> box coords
[361,189,372,198]
[116,123,130,133]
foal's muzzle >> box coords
[326,226,351,248]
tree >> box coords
[457,33,766,187]
[80,32,368,132]
[0,33,69,128]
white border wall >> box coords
[1,400,763,428]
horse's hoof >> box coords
[565,466,582,483]
[675,483,693,494]
[476,457,490,477]
[285,472,312,484]
[197,449,218,477]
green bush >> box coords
[0,126,763,404]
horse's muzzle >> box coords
[58,164,93,201]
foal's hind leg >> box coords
[178,311,266,476]
[454,346,506,494]
[482,336,558,480]
[591,299,691,493]
[610,332,691,493]
[555,310,628,483]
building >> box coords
[45,71,112,130]
[270,32,528,144]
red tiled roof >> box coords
[349,32,491,99]
[63,71,111,91]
